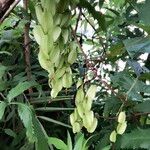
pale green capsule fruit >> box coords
[51,88,59,98]
[86,85,97,100]
[54,14,62,25]
[35,5,43,25]
[50,46,60,63]
[41,0,56,16]
[83,98,92,112]
[84,111,94,129]
[77,104,84,118]
[38,51,51,71]
[62,29,69,44]
[118,111,126,123]
[76,78,82,88]
[60,14,70,27]
[75,87,85,105]
[68,49,77,64]
[53,26,61,42]
[62,73,72,88]
[55,67,66,79]
[65,67,72,74]
[116,122,127,135]
[41,34,51,56]
[41,10,53,34]
[53,78,63,93]
[57,56,65,69]
[70,113,75,126]
[87,117,98,133]
[110,130,117,143]
[72,122,81,133]
[33,25,44,45]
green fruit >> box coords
[68,49,77,64]
[53,26,61,42]
[110,130,117,143]
[75,87,85,105]
[73,122,81,133]
[38,51,51,71]
[77,104,84,118]
[86,85,97,100]
[35,4,43,25]
[87,117,98,133]
[33,25,44,45]
[83,111,94,129]
[118,111,126,123]
[116,122,127,135]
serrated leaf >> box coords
[32,113,49,150]
[0,101,7,120]
[18,103,35,143]
[121,128,150,149]
[7,81,37,103]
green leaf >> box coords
[121,128,150,149]
[18,103,35,143]
[7,81,37,103]
[48,137,68,150]
[0,101,7,120]
[134,100,150,113]
[123,37,150,58]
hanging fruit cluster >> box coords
[33,0,98,133]
[70,82,98,133]
[33,0,78,98]
[110,111,127,142]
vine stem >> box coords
[23,0,32,94]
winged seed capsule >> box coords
[110,130,117,143]
[116,122,127,135]
[118,111,126,123]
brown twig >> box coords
[23,0,32,94]
[0,0,20,23]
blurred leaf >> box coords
[79,0,106,31]
[134,100,150,113]
[121,128,150,149]
[138,0,150,25]
[0,101,7,120]
[123,37,150,58]
[4,129,16,138]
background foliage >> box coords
[0,0,150,149]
